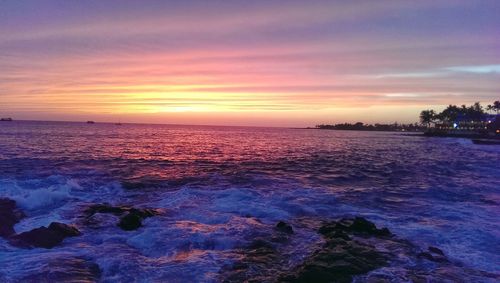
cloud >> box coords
[0,1,499,125]
[445,65,500,74]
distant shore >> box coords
[310,122,425,132]
[303,123,500,145]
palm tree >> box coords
[493,100,500,114]
[487,104,493,114]
[420,110,436,128]
[439,105,461,124]
[467,102,484,123]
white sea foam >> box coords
[0,177,79,212]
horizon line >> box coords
[1,118,421,129]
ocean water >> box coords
[0,121,499,282]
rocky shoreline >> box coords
[220,217,498,282]
[0,198,163,282]
[2,197,498,282]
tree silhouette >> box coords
[487,104,493,114]
[493,100,500,114]
[419,110,435,127]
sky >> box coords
[0,0,499,126]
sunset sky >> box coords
[1,0,499,126]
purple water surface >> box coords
[0,121,499,281]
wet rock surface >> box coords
[219,217,500,283]
[10,222,81,249]
[282,218,390,283]
[118,213,143,230]
[0,198,81,249]
[220,221,296,282]
[83,203,161,231]
[318,217,392,238]
[417,246,448,263]
[221,218,391,282]
[221,238,281,282]
[0,198,25,237]
[276,221,294,234]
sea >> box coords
[0,120,499,282]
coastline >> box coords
[303,127,500,145]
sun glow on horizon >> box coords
[0,1,499,126]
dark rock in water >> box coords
[283,218,389,283]
[428,246,445,256]
[83,203,161,231]
[276,221,294,234]
[11,222,81,249]
[0,198,25,237]
[129,207,159,218]
[48,222,81,236]
[1,201,81,249]
[84,203,161,218]
[319,217,391,238]
[350,216,378,232]
[249,238,275,250]
[222,237,279,282]
[84,213,120,229]
[20,257,100,282]
[222,217,487,283]
[247,238,277,263]
[348,217,391,236]
[417,246,448,263]
[221,217,390,283]
[284,244,386,283]
[118,213,143,230]
[84,203,130,216]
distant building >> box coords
[486,114,500,134]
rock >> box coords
[129,207,158,218]
[118,213,143,230]
[84,213,120,229]
[282,218,390,283]
[285,241,387,282]
[222,217,487,283]
[319,217,391,238]
[276,221,294,234]
[418,250,448,263]
[0,198,25,238]
[83,203,161,231]
[10,222,81,249]
[349,217,392,236]
[417,246,448,263]
[249,238,275,250]
[350,217,378,232]
[221,217,391,283]
[48,222,81,236]
[221,237,279,281]
[84,204,129,216]
[333,230,351,241]
[428,246,445,256]
[117,208,161,231]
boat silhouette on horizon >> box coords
[0,117,13,121]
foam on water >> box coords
[0,177,73,211]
